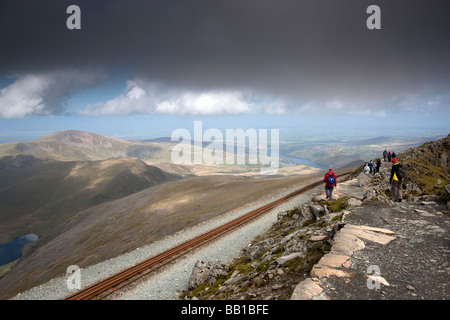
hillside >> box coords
[0,171,328,299]
[0,155,179,244]
[400,136,450,199]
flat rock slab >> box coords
[317,254,351,269]
[275,252,303,266]
[307,224,396,283]
[420,201,437,206]
[343,225,396,245]
[309,235,328,241]
[331,231,365,255]
[345,224,396,235]
[311,265,353,278]
[290,278,323,300]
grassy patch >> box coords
[302,219,316,228]
[319,196,350,213]
[402,158,449,198]
[0,260,18,278]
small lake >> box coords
[0,234,38,266]
[280,154,325,169]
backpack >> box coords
[327,173,335,184]
[397,165,407,180]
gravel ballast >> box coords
[12,181,324,300]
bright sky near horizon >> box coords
[0,1,449,141]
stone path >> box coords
[291,222,397,300]
[291,192,449,300]
[291,158,449,300]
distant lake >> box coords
[0,234,38,266]
[281,154,325,169]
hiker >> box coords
[390,158,405,202]
[376,159,381,173]
[324,168,337,200]
[387,152,392,162]
[368,160,373,174]
[363,163,370,174]
[392,152,396,159]
[383,150,387,161]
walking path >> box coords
[292,161,449,300]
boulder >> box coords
[243,239,271,260]
[188,261,227,290]
[311,204,328,219]
[299,204,314,220]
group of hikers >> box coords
[362,150,398,175]
[323,149,406,202]
[363,159,381,175]
[383,150,396,162]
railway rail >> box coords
[66,171,352,300]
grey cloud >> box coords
[0,0,449,116]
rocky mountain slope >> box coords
[181,134,449,300]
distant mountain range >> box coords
[0,130,174,163]
[345,136,397,146]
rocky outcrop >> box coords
[402,134,450,173]
[400,134,450,200]
[188,261,227,290]
[183,200,342,300]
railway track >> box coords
[66,171,352,300]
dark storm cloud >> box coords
[0,0,449,115]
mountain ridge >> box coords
[0,130,171,163]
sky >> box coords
[0,0,449,142]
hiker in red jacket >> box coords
[324,168,337,200]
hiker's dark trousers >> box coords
[391,180,403,201]
[325,186,334,199]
